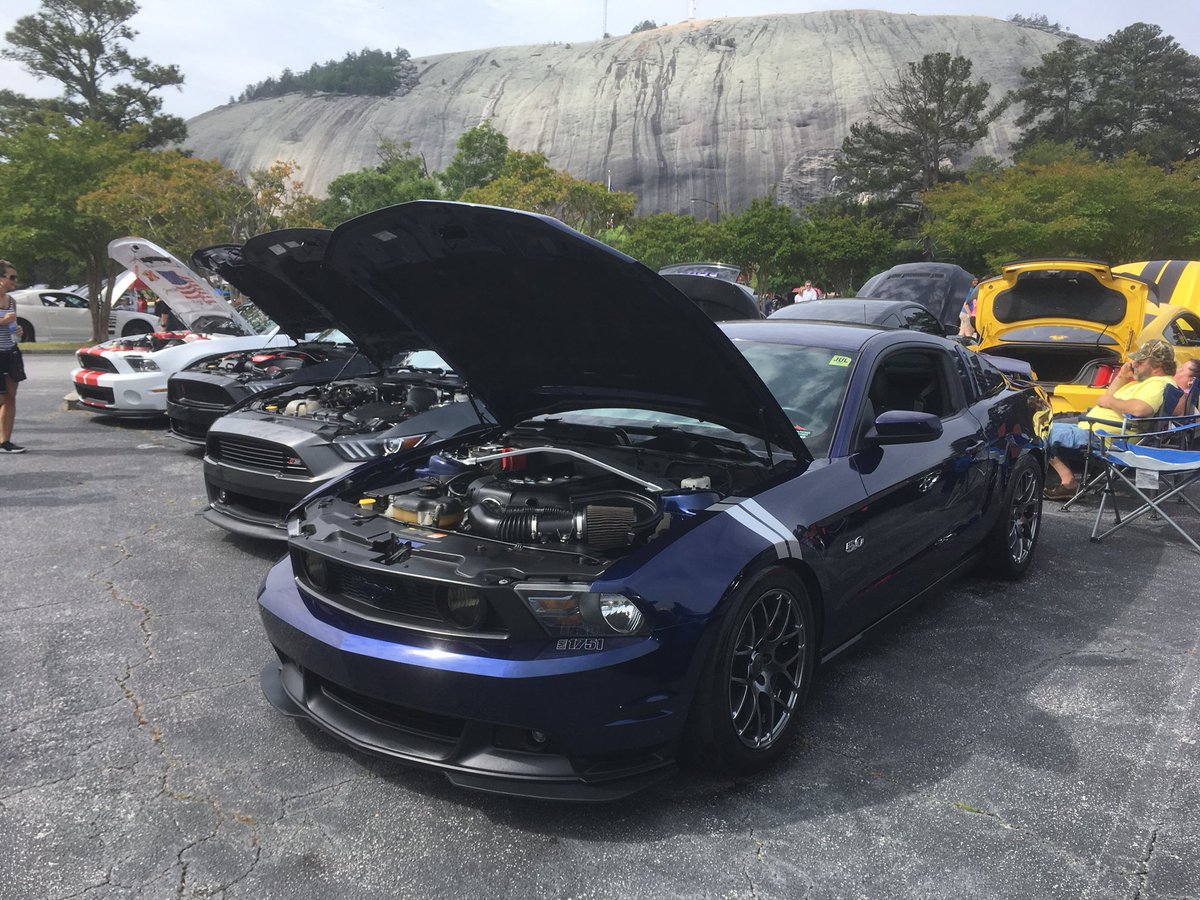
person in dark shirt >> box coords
[154,298,184,331]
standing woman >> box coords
[0,259,27,453]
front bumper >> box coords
[71,368,168,415]
[257,560,694,800]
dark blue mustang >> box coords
[256,201,1051,801]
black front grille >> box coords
[169,417,210,441]
[170,379,235,407]
[76,384,115,403]
[315,674,466,744]
[297,556,509,638]
[328,562,444,621]
[77,355,117,373]
[208,434,310,475]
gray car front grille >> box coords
[208,434,311,476]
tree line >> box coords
[2,0,1199,339]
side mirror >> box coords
[866,410,944,444]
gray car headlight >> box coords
[515,584,649,637]
[331,433,429,462]
[125,356,160,372]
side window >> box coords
[1170,314,1200,347]
[865,349,960,421]
[904,307,942,335]
[963,349,1007,399]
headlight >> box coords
[125,356,159,372]
[330,433,430,462]
[383,433,430,455]
[515,585,649,637]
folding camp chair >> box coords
[1088,419,1200,553]
[1060,383,1187,511]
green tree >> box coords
[717,199,806,295]
[316,141,443,226]
[0,116,138,338]
[1080,23,1200,165]
[619,214,722,271]
[78,151,249,262]
[441,122,509,198]
[837,53,1007,199]
[232,160,323,239]
[631,20,659,33]
[2,0,185,146]
[922,152,1200,271]
[461,151,637,236]
[801,213,897,296]
[1009,40,1092,150]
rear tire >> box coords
[984,454,1043,580]
[16,318,34,342]
[685,567,815,775]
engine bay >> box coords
[249,374,468,435]
[308,420,782,560]
[194,347,342,383]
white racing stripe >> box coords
[743,498,803,558]
[726,506,790,559]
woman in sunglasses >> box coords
[0,260,27,453]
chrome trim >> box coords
[202,455,321,483]
[461,446,662,492]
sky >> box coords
[1,0,1197,121]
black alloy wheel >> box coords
[728,582,809,749]
[686,567,815,774]
[985,454,1043,579]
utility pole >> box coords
[688,1,697,20]
[603,0,607,36]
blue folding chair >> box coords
[1060,382,1189,511]
[1088,419,1200,553]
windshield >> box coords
[230,299,278,335]
[314,328,354,344]
[400,350,451,370]
[733,340,856,457]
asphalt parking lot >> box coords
[2,351,1198,900]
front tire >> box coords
[686,567,815,775]
[984,454,1043,580]
[16,318,34,342]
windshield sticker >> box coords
[829,355,852,367]
[794,426,812,438]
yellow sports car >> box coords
[973,259,1150,415]
[1139,302,1200,369]
[1114,260,1200,314]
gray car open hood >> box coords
[323,201,808,459]
[193,229,426,364]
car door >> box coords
[36,292,92,342]
[846,344,990,626]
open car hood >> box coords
[193,230,430,366]
[323,201,808,459]
[661,273,762,321]
[192,232,337,340]
[975,259,1149,353]
[108,237,257,335]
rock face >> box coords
[182,11,1064,214]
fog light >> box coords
[303,553,329,591]
[444,586,487,629]
[529,730,548,745]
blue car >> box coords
[257,202,1051,800]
